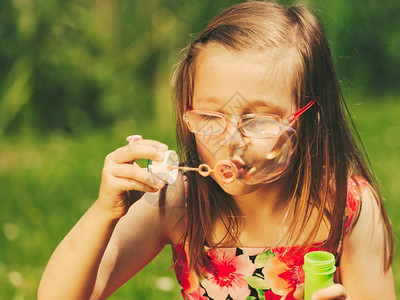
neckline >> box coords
[172,241,325,250]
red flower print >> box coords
[262,255,292,296]
[173,243,200,294]
[262,246,322,298]
[201,248,256,299]
[182,286,208,300]
[264,289,284,300]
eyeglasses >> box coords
[183,100,315,138]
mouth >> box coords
[231,155,247,179]
[231,155,257,180]
[233,160,246,178]
[214,160,238,184]
[219,164,234,179]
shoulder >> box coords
[345,178,384,242]
[339,178,395,298]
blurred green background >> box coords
[0,0,399,299]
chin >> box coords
[212,175,262,196]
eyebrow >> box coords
[194,97,221,105]
[194,97,286,114]
[248,100,282,110]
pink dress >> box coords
[172,177,367,300]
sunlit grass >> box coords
[0,97,399,298]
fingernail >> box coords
[126,135,142,145]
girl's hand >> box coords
[97,138,169,219]
[294,283,351,300]
[310,284,351,300]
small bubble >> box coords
[155,276,175,292]
[3,223,20,241]
[8,271,23,287]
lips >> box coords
[213,160,238,184]
[231,158,248,179]
[231,156,258,181]
[219,164,234,179]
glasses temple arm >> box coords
[286,100,315,124]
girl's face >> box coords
[192,46,295,196]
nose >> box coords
[220,118,249,152]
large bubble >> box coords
[227,124,297,184]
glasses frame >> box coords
[183,100,315,138]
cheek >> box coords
[195,136,224,164]
[195,138,212,163]
[243,139,277,161]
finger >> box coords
[117,177,159,193]
[112,163,166,189]
[312,284,350,300]
[108,142,168,164]
[127,139,168,150]
[126,140,168,165]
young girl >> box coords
[38,1,395,299]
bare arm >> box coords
[38,139,181,299]
[311,186,395,300]
[338,186,395,299]
[90,182,185,299]
[38,201,120,300]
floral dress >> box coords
[172,177,367,300]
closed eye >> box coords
[199,114,221,121]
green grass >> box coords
[0,97,399,299]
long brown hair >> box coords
[171,0,394,276]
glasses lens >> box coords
[228,124,298,185]
[241,116,281,138]
[186,111,226,136]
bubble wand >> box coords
[126,136,237,184]
[171,160,238,184]
[147,149,238,184]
